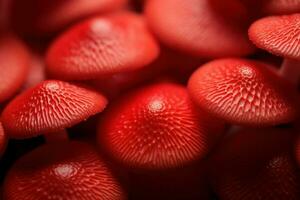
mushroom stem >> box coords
[44,130,69,143]
[280,58,300,86]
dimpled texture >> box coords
[11,0,128,35]
[249,14,300,60]
[0,35,30,103]
[4,142,126,200]
[145,0,254,57]
[46,12,159,80]
[0,122,6,156]
[1,80,107,139]
[98,83,224,170]
[188,58,297,126]
[209,129,300,200]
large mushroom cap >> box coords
[249,14,300,60]
[11,0,128,35]
[98,82,225,170]
[209,128,300,200]
[1,80,107,139]
[0,34,30,103]
[145,0,254,58]
[4,141,126,200]
[46,12,159,80]
[188,58,298,126]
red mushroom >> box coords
[4,141,126,200]
[0,121,7,157]
[98,82,225,170]
[249,14,300,85]
[10,0,128,36]
[188,58,298,126]
[145,0,254,58]
[0,34,30,104]
[209,128,300,200]
[1,80,107,139]
[46,12,159,81]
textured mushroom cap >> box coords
[249,14,300,60]
[209,128,300,200]
[98,83,225,170]
[4,141,126,200]
[1,80,107,139]
[46,12,159,80]
[11,0,128,35]
[145,0,254,58]
[188,58,297,126]
[0,35,30,103]
[0,122,6,156]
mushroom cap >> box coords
[262,0,300,15]
[4,141,126,200]
[0,122,7,156]
[249,14,300,60]
[0,34,30,103]
[209,128,300,200]
[294,134,300,167]
[188,58,298,126]
[98,82,225,170]
[11,0,128,35]
[145,0,254,58]
[46,12,159,80]
[1,80,107,139]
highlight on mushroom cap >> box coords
[188,58,298,126]
[98,82,225,170]
[1,80,108,139]
[46,11,160,80]
[4,141,126,200]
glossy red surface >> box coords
[188,58,298,126]
[1,80,107,138]
[145,0,254,57]
[4,141,126,200]
[209,128,300,200]
[98,82,225,170]
[46,12,159,80]
[249,14,300,60]
[0,34,30,104]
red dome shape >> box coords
[188,58,297,126]
[209,128,300,200]
[46,12,159,80]
[1,80,107,139]
[249,14,300,60]
[10,0,128,35]
[98,83,225,170]
[4,141,126,200]
[0,122,7,156]
[145,0,254,58]
[0,34,30,103]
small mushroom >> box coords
[209,128,300,200]
[98,82,225,170]
[1,80,107,139]
[10,0,128,35]
[0,34,30,104]
[188,58,298,126]
[145,0,254,58]
[249,14,300,85]
[46,12,159,80]
[4,141,126,200]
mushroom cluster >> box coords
[0,0,299,199]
